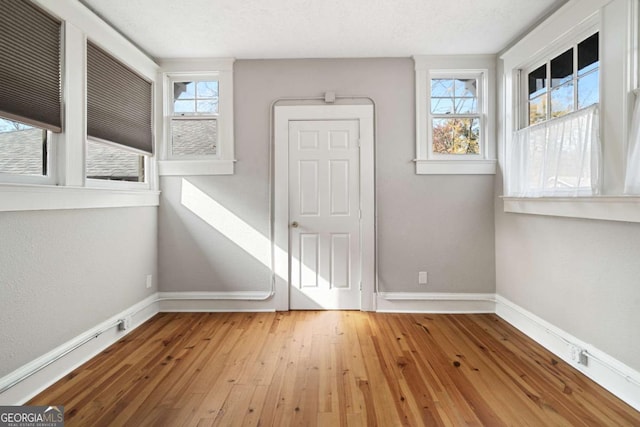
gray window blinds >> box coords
[0,0,62,132]
[87,41,153,155]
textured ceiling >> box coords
[81,0,567,60]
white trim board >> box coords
[376,292,496,313]
[2,291,638,413]
[0,294,158,405]
[157,291,276,312]
[0,184,160,212]
[495,295,640,412]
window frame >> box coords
[414,55,496,175]
[159,59,235,176]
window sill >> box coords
[415,159,496,175]
[0,183,160,212]
[158,159,235,176]
[502,196,640,223]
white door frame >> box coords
[273,105,375,311]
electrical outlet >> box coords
[146,274,153,289]
[418,271,428,285]
[118,316,132,331]
[569,344,588,365]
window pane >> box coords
[171,119,217,156]
[197,99,219,114]
[455,79,476,97]
[174,99,196,114]
[432,118,480,155]
[551,82,574,118]
[578,33,599,76]
[528,65,547,99]
[431,79,454,97]
[196,81,218,98]
[455,97,477,114]
[578,70,599,109]
[86,140,144,181]
[0,118,45,176]
[174,82,195,100]
[551,48,573,87]
[529,95,547,125]
[431,97,453,114]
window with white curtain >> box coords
[624,90,640,194]
[507,105,600,197]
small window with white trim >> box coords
[159,60,235,176]
[414,55,496,175]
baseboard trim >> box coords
[375,292,496,313]
[495,295,640,412]
[3,291,638,413]
[157,291,276,312]
[0,294,159,405]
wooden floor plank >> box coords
[28,311,640,426]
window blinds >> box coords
[0,0,62,132]
[507,105,601,197]
[86,41,153,155]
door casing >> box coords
[273,104,375,311]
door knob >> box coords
[291,221,299,228]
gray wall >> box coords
[0,207,157,377]
[159,58,496,297]
[494,206,640,371]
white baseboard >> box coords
[496,295,640,412]
[375,292,496,313]
[3,290,638,414]
[0,294,159,405]
[157,291,275,312]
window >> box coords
[86,41,152,185]
[86,140,144,182]
[0,119,48,178]
[0,0,61,184]
[170,80,219,157]
[500,1,640,222]
[506,31,601,198]
[526,33,599,126]
[430,76,481,156]
[414,56,496,175]
[159,59,235,176]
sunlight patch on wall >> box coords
[180,178,288,281]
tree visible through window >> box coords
[430,77,481,155]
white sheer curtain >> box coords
[624,90,640,194]
[507,105,601,197]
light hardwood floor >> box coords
[29,312,640,426]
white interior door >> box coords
[289,119,361,309]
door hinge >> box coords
[359,281,362,291]
[358,138,361,148]
[359,209,362,219]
